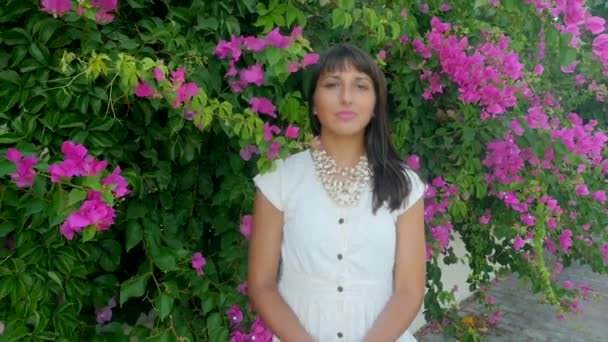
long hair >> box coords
[307,44,413,214]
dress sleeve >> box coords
[253,159,286,211]
[394,168,427,217]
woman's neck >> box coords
[316,132,366,168]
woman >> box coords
[247,44,427,342]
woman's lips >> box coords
[335,110,356,120]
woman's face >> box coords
[313,66,376,138]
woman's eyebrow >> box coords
[321,74,372,82]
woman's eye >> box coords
[324,83,338,88]
[357,84,370,90]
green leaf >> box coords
[0,70,20,84]
[47,271,63,288]
[68,189,87,207]
[126,220,143,252]
[207,313,229,341]
[0,221,15,237]
[89,117,116,131]
[82,226,97,242]
[155,292,174,321]
[154,251,176,272]
[120,274,150,306]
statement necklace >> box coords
[310,146,372,207]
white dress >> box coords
[254,149,426,342]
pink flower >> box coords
[249,97,276,117]
[263,123,281,141]
[247,317,273,342]
[231,329,247,342]
[377,50,386,60]
[592,190,606,204]
[287,62,300,73]
[533,64,544,76]
[285,125,300,139]
[173,82,199,108]
[135,81,154,98]
[95,297,117,324]
[237,281,248,295]
[563,280,574,290]
[510,119,524,136]
[243,36,266,52]
[406,154,421,170]
[400,35,409,45]
[191,252,206,276]
[479,211,492,224]
[401,9,408,17]
[521,213,536,227]
[431,177,446,188]
[240,64,265,87]
[92,0,117,11]
[41,0,72,17]
[171,68,187,85]
[60,191,116,240]
[488,311,503,325]
[586,16,606,35]
[267,141,282,160]
[103,166,130,198]
[266,28,291,49]
[95,10,115,23]
[153,67,165,82]
[226,305,244,325]
[6,149,38,188]
[559,229,574,254]
[439,3,452,12]
[575,184,589,196]
[290,26,303,38]
[240,215,252,240]
[560,61,579,73]
[419,4,429,13]
[513,236,526,250]
[239,145,259,161]
[302,53,320,67]
[487,295,496,305]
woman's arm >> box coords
[362,198,427,342]
[247,190,314,342]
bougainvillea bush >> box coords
[0,0,607,340]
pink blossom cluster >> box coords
[96,297,117,324]
[40,0,118,24]
[5,148,38,187]
[413,17,523,120]
[48,141,107,181]
[483,134,525,185]
[230,316,273,342]
[48,141,130,197]
[238,122,300,162]
[60,190,116,240]
[191,252,206,276]
[424,176,459,258]
[525,0,608,75]
[550,113,608,165]
[214,27,319,93]
[135,67,201,120]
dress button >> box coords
[337,332,343,338]
[337,286,343,292]
[337,253,343,260]
[338,218,344,224]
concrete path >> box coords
[415,260,608,342]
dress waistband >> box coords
[278,271,392,297]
